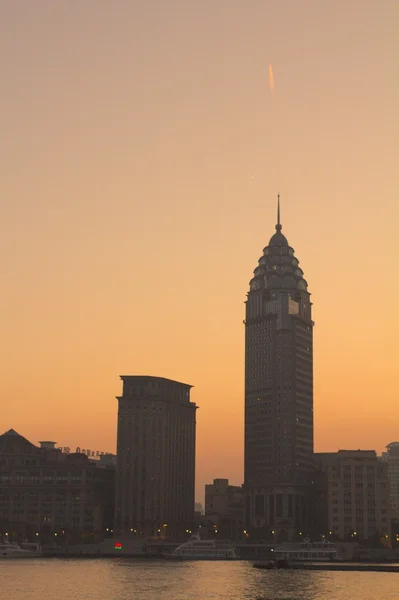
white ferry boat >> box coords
[272,539,340,562]
[0,540,41,559]
[169,533,238,560]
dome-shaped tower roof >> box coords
[269,230,289,246]
[248,195,308,293]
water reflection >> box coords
[0,560,398,600]
[254,571,320,600]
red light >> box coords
[114,542,123,550]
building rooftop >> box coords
[0,429,35,446]
[120,375,193,388]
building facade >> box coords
[0,429,115,542]
[244,198,315,540]
[381,442,399,520]
[204,478,244,541]
[316,450,391,542]
[114,376,197,539]
[205,479,243,515]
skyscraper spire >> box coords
[276,193,282,231]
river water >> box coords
[0,559,397,599]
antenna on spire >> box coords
[276,193,282,231]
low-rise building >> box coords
[0,429,115,543]
[315,450,390,543]
[204,478,244,540]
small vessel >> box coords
[272,538,340,562]
[168,533,238,560]
[254,559,290,570]
[0,540,41,558]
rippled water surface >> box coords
[0,560,398,599]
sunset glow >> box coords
[0,1,398,503]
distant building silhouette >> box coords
[114,376,197,539]
[195,502,204,515]
[316,450,391,542]
[0,429,114,543]
[244,197,315,540]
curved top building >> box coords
[248,197,309,297]
[244,196,315,540]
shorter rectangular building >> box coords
[204,478,244,540]
[315,450,390,542]
[115,376,197,540]
[205,479,242,515]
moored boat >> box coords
[166,533,238,560]
[0,540,41,559]
[272,538,340,562]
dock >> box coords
[254,562,399,573]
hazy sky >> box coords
[1,1,398,501]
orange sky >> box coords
[1,1,398,503]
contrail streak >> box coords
[269,64,274,93]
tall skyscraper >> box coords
[114,376,197,539]
[244,197,314,540]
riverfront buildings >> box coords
[316,450,390,542]
[114,375,197,539]
[0,429,114,541]
[244,198,315,539]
